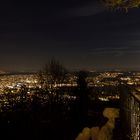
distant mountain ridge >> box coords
[0,70,8,74]
[0,70,37,75]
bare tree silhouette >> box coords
[38,59,67,91]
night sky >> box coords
[1,0,140,72]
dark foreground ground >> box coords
[0,100,123,140]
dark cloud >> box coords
[0,1,140,71]
[58,1,105,17]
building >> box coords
[120,84,140,140]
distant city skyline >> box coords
[0,1,140,71]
